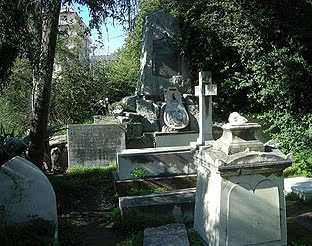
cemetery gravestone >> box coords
[0,157,57,241]
[137,10,191,98]
[68,124,126,167]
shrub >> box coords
[284,149,312,177]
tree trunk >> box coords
[28,0,62,168]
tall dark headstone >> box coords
[137,10,191,99]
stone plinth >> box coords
[194,121,292,246]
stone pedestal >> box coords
[194,121,292,246]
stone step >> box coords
[113,171,196,195]
[119,188,196,224]
[284,177,312,200]
[144,223,190,246]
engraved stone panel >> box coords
[228,180,281,245]
[68,124,126,167]
[152,35,180,79]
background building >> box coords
[54,8,91,74]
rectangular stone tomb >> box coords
[153,131,198,148]
[117,146,196,180]
[68,124,126,167]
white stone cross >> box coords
[194,71,217,146]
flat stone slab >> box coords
[119,188,195,223]
[284,177,312,200]
[144,223,190,246]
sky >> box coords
[74,5,127,56]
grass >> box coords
[48,163,117,215]
[49,163,116,193]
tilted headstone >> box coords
[68,124,126,167]
[0,157,57,236]
[193,114,292,246]
[136,10,191,98]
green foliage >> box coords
[159,0,312,113]
[92,58,135,105]
[147,0,312,160]
[102,0,162,101]
[0,0,35,87]
[260,112,312,153]
[0,58,32,136]
[284,149,312,177]
[50,39,100,125]
[130,167,146,179]
[0,217,56,246]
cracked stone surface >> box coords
[143,223,190,246]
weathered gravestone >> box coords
[0,157,57,241]
[193,113,292,246]
[68,124,126,167]
[136,10,191,98]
